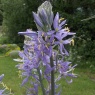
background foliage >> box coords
[52,0,95,62]
[1,0,41,46]
[0,0,3,25]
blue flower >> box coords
[0,74,4,82]
[16,1,77,95]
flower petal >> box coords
[33,12,44,28]
[59,20,66,27]
[0,74,4,81]
[18,29,37,38]
[53,12,59,30]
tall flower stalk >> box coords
[15,1,77,95]
[37,67,45,95]
[50,56,54,95]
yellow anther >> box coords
[59,18,65,23]
[9,89,12,93]
[41,51,44,56]
[45,36,48,41]
[47,43,50,46]
[58,64,61,68]
[17,70,22,78]
[5,85,9,90]
[55,28,58,32]
[45,45,49,49]
[1,82,4,87]
[70,39,74,46]
[1,82,9,90]
[18,75,22,79]
[65,27,70,32]
[42,32,44,36]
[0,82,12,94]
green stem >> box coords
[37,68,45,95]
[50,56,55,95]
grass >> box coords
[0,56,26,95]
[0,55,95,95]
[61,69,95,95]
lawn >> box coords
[0,56,95,95]
[0,56,26,95]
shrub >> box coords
[1,0,42,46]
[0,44,20,54]
[1,0,26,45]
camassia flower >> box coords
[0,74,5,95]
[0,74,12,95]
[16,1,77,95]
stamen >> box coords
[70,39,74,46]
[52,39,55,44]
[65,27,70,32]
[42,32,44,36]
[60,40,63,43]
[45,36,48,41]
[38,38,41,43]
[59,18,65,23]
[45,45,49,49]
[55,28,58,32]
[38,45,41,50]
[41,51,44,56]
